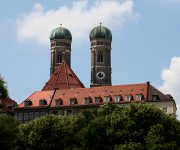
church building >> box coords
[15,24,177,123]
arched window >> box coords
[57,54,62,63]
[98,52,103,62]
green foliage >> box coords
[115,142,144,150]
[0,115,19,150]
[2,103,179,150]
[0,75,8,99]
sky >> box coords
[0,0,180,118]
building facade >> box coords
[15,24,177,123]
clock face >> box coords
[97,71,105,79]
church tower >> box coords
[89,24,112,87]
[49,25,72,76]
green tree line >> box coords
[0,103,180,150]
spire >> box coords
[42,61,85,91]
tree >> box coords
[15,103,180,150]
[0,75,8,99]
[0,115,19,150]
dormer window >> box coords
[114,95,121,102]
[95,97,101,103]
[55,99,63,106]
[70,98,77,105]
[125,95,132,101]
[104,96,111,103]
[24,99,32,107]
[85,97,92,104]
[152,95,159,101]
[136,94,143,100]
[39,99,47,106]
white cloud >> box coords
[16,0,139,45]
[159,57,180,119]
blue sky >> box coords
[1,0,180,117]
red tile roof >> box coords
[18,90,54,108]
[42,61,85,91]
[50,83,149,107]
[18,82,173,108]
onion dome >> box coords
[50,24,72,40]
[89,23,112,40]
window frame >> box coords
[95,97,101,103]
[104,96,111,103]
[39,99,47,106]
[85,97,91,104]
[135,94,143,101]
[55,99,63,106]
[70,98,77,105]
[114,95,121,102]
[125,95,132,101]
[24,99,32,107]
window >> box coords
[51,43,55,47]
[24,100,32,107]
[125,95,132,101]
[70,98,77,105]
[56,42,60,46]
[55,99,63,106]
[95,97,101,103]
[85,97,91,104]
[163,107,167,112]
[39,99,47,106]
[16,113,23,122]
[152,95,159,101]
[114,95,121,102]
[67,110,73,116]
[35,112,40,118]
[136,94,143,100]
[98,52,103,62]
[57,54,62,63]
[104,96,111,103]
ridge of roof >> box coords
[42,61,85,91]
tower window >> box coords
[57,54,62,63]
[98,52,103,62]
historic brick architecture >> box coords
[15,24,177,123]
[0,98,17,115]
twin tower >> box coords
[49,24,112,87]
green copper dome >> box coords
[89,24,112,40]
[50,26,72,40]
